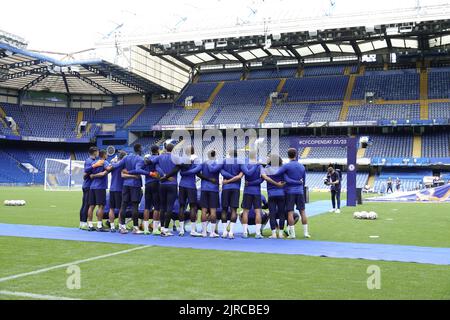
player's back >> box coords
[123,154,143,188]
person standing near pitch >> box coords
[80,146,99,230]
[327,166,341,213]
[107,151,127,232]
[273,148,310,239]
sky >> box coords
[1,0,448,54]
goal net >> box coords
[44,158,85,191]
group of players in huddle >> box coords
[79,142,310,239]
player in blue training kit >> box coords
[220,149,243,239]
[119,144,145,234]
[87,150,111,232]
[155,143,180,237]
[106,151,127,233]
[178,146,202,237]
[240,150,264,239]
[273,148,310,239]
[199,150,223,238]
[80,146,99,230]
[140,145,162,235]
[261,154,287,239]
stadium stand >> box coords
[90,105,141,127]
[306,172,369,190]
[372,169,433,193]
[429,102,450,120]
[303,65,346,77]
[347,103,421,121]
[198,71,242,82]
[265,102,343,123]
[247,68,297,79]
[157,106,200,126]
[364,135,413,158]
[428,69,450,99]
[283,76,348,101]
[176,82,218,105]
[422,132,450,158]
[351,71,420,100]
[127,104,171,129]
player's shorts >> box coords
[109,191,122,209]
[247,211,268,225]
[159,184,177,213]
[285,193,305,212]
[241,193,262,210]
[179,186,198,207]
[200,190,219,209]
[122,186,143,204]
[89,189,106,206]
[145,181,160,211]
[268,196,285,216]
[221,189,240,209]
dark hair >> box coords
[99,150,107,158]
[88,146,98,155]
[118,151,127,160]
[287,148,297,159]
[208,150,216,159]
[165,143,174,152]
[134,143,142,153]
[151,145,160,154]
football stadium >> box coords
[0,0,449,303]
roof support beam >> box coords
[287,45,302,61]
[167,53,196,69]
[226,50,248,65]
[61,72,71,96]
[0,59,43,70]
[5,67,49,80]
[67,69,114,95]
[20,72,50,91]
[350,40,362,57]
[82,64,145,94]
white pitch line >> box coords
[0,290,79,300]
[0,245,151,283]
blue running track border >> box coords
[0,223,449,266]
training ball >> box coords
[360,211,368,219]
[3,200,8,205]
[353,212,360,219]
[368,211,377,220]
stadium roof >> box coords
[0,43,169,95]
[103,3,450,68]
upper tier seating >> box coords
[265,102,342,123]
[351,72,420,100]
[198,71,242,82]
[157,107,199,125]
[347,104,420,121]
[429,102,450,120]
[213,79,279,106]
[128,104,171,129]
[364,135,413,158]
[428,70,450,99]
[303,65,346,77]
[247,68,297,79]
[176,82,217,105]
[90,105,141,127]
[422,132,450,158]
[283,76,348,101]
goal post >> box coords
[44,158,85,191]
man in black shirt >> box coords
[386,177,393,194]
[326,166,341,214]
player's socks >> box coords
[278,229,285,238]
[303,224,310,238]
[88,221,93,228]
[243,223,248,236]
[229,222,235,234]
[288,225,296,239]
[202,222,207,237]
[179,221,185,233]
[209,223,218,237]
[143,221,150,234]
[269,230,277,239]
[97,221,103,229]
[255,223,262,235]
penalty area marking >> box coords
[0,245,151,283]
[0,290,79,300]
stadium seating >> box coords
[428,69,450,99]
[265,102,342,123]
[283,76,348,101]
[347,104,420,121]
[422,132,450,158]
[198,71,242,82]
[351,71,420,100]
[247,68,297,79]
[128,104,171,129]
[429,102,450,120]
[157,107,200,126]
[176,82,217,105]
[213,79,279,106]
[364,135,413,158]
[305,172,369,190]
[303,65,346,77]
[90,105,141,127]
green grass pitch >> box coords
[0,186,449,300]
